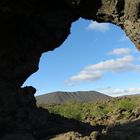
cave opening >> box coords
[0,1,139,139]
[22,18,139,97]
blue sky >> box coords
[23,18,140,97]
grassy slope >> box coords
[39,96,140,140]
[39,96,140,125]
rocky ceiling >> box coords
[0,0,139,139]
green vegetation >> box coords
[42,101,84,120]
[114,97,137,111]
[39,96,140,123]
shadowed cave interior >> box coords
[0,0,139,139]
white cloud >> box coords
[119,36,130,42]
[85,55,135,73]
[108,48,131,56]
[68,71,102,83]
[87,21,110,32]
[108,88,140,96]
[66,55,140,85]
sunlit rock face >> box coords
[0,0,139,139]
[76,0,140,48]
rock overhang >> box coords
[0,0,139,139]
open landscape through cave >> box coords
[23,18,139,97]
[0,0,139,140]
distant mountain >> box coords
[118,94,140,98]
[36,91,112,105]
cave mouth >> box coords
[22,18,139,97]
[0,0,139,139]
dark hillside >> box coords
[36,91,112,105]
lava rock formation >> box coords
[0,0,139,139]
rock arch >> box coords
[0,0,139,139]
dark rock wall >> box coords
[0,0,139,139]
[0,0,78,112]
[77,0,140,48]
